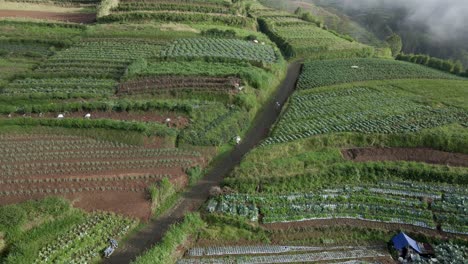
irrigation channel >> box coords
[106,61,302,263]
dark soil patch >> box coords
[0,10,96,23]
[263,218,468,240]
[342,147,468,167]
[118,76,241,95]
[68,191,152,219]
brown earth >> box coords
[0,10,96,23]
[342,147,468,167]
[0,132,206,220]
[0,173,188,220]
[119,76,241,95]
[3,111,189,128]
[263,218,468,240]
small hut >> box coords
[391,232,435,262]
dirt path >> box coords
[342,147,468,167]
[105,62,302,263]
[0,10,96,23]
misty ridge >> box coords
[341,0,468,41]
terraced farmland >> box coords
[263,85,468,145]
[297,58,464,89]
[0,133,204,219]
[3,77,117,98]
[207,181,468,234]
[254,8,373,59]
[101,0,253,27]
[178,245,390,263]
[160,38,278,64]
[1,0,467,263]
[1,198,138,264]
[119,76,241,95]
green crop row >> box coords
[257,16,373,59]
[33,212,137,264]
[1,77,117,98]
[52,40,163,62]
[99,12,253,28]
[113,2,233,14]
[179,103,249,146]
[0,117,177,137]
[297,58,464,89]
[263,85,468,146]
[131,213,205,264]
[209,182,467,232]
[160,38,277,65]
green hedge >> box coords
[99,12,253,28]
[0,118,176,137]
[0,99,197,115]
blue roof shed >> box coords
[391,232,422,253]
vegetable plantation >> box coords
[179,103,250,146]
[263,85,468,145]
[1,0,467,262]
[0,197,137,264]
[297,58,465,90]
[160,38,278,64]
[178,246,388,263]
[2,78,117,98]
[0,133,203,217]
[208,181,468,234]
[256,12,373,59]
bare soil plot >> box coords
[119,76,241,95]
[342,147,468,167]
[263,218,468,240]
[0,9,96,23]
[0,133,205,220]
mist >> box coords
[341,0,468,41]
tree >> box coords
[452,60,464,74]
[385,33,402,57]
[294,7,304,15]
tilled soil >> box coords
[0,10,96,23]
[0,172,188,220]
[118,76,241,95]
[342,147,468,167]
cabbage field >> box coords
[297,58,464,89]
[207,181,468,234]
[160,38,278,64]
[263,85,468,145]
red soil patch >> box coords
[263,218,468,240]
[4,111,189,129]
[0,10,96,23]
[342,147,468,167]
[70,191,152,219]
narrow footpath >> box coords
[106,61,302,264]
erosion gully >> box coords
[106,61,302,264]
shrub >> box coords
[202,28,236,38]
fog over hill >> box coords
[341,0,468,41]
[279,0,468,67]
